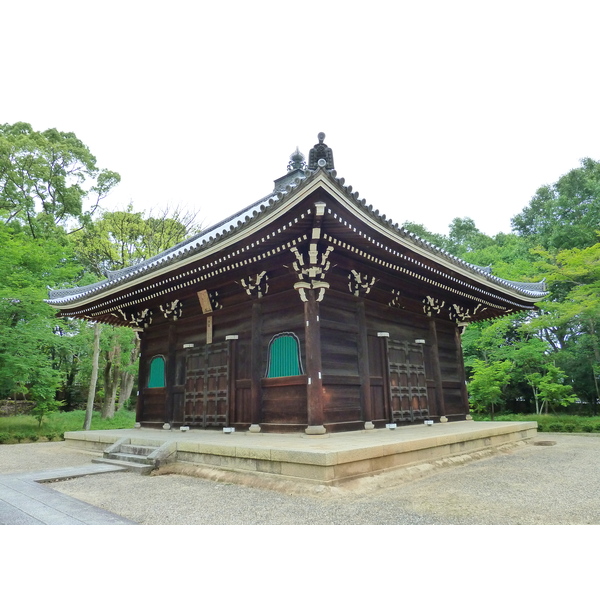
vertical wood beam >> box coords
[428,319,446,418]
[135,331,147,423]
[455,326,470,415]
[250,301,263,425]
[305,289,325,433]
[356,300,372,423]
[164,323,177,425]
[380,334,392,422]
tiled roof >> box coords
[47,165,546,306]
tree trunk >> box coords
[118,336,140,411]
[83,323,101,430]
[102,342,121,419]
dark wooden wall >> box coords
[137,283,468,429]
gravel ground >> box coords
[2,434,600,525]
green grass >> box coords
[471,412,600,433]
[0,410,136,444]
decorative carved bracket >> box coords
[348,270,376,297]
[290,245,334,302]
[422,296,445,317]
[388,289,405,309]
[118,308,153,329]
[159,299,183,321]
[240,271,269,298]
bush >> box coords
[594,424,600,433]
[549,423,564,432]
[13,432,26,443]
[563,423,576,432]
[45,432,56,441]
[582,425,594,433]
[0,432,10,444]
[27,433,39,442]
[537,423,544,432]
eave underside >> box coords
[52,202,539,328]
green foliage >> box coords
[0,410,136,443]
[468,359,512,418]
[512,157,600,251]
[0,121,120,238]
[472,413,600,433]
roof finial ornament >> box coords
[308,132,335,170]
[287,147,306,171]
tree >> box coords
[71,205,199,419]
[0,223,79,419]
[512,157,600,250]
[467,359,512,419]
[83,323,101,430]
[72,204,200,277]
[0,122,120,238]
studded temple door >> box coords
[184,342,229,428]
[388,340,429,422]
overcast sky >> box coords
[3,0,599,236]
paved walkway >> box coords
[0,464,136,525]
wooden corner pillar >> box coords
[291,200,331,435]
[304,289,325,434]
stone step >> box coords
[92,457,155,475]
[119,444,158,457]
[106,451,153,465]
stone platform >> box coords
[64,420,538,486]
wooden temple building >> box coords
[48,134,546,434]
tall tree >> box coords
[511,157,600,250]
[0,122,120,238]
[71,205,199,418]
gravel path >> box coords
[2,434,599,525]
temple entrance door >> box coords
[388,340,429,422]
[183,341,230,428]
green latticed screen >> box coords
[148,356,166,388]
[267,334,302,377]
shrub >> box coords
[0,432,10,444]
[582,425,594,433]
[549,423,564,432]
[537,423,544,432]
[27,433,39,442]
[563,423,576,432]
[13,432,26,443]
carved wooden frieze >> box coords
[290,245,334,302]
[388,290,405,309]
[423,296,445,317]
[118,308,153,329]
[240,271,269,298]
[348,270,376,297]
[159,299,183,321]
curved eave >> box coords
[47,167,547,311]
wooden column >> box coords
[135,330,146,424]
[356,300,372,424]
[428,319,446,418]
[305,289,325,434]
[250,301,263,426]
[164,322,177,426]
[455,325,470,415]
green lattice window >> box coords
[148,356,166,388]
[266,333,303,378]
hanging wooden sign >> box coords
[197,290,213,314]
[206,315,213,344]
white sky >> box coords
[2,0,599,236]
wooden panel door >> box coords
[184,341,229,428]
[388,340,429,422]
